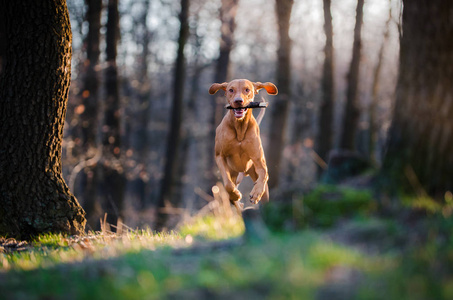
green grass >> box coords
[3,189,453,299]
[178,214,245,240]
[263,184,374,230]
[0,229,390,299]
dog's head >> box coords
[209,79,278,120]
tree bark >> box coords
[0,8,5,76]
[156,0,190,230]
[0,0,86,239]
[382,0,453,198]
[267,0,294,189]
[316,0,335,177]
[340,0,364,151]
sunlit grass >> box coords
[5,196,451,299]
[0,214,397,299]
[179,214,245,240]
[0,229,185,272]
[0,211,244,274]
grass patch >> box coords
[0,211,395,299]
[3,196,453,299]
[0,229,390,299]
[1,230,185,272]
[264,184,375,230]
[179,214,244,241]
[304,184,374,227]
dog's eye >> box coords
[245,88,250,93]
[229,89,234,93]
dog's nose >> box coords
[234,98,244,105]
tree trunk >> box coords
[340,0,364,151]
[267,0,294,189]
[316,0,335,177]
[382,0,453,198]
[80,0,102,229]
[101,0,126,227]
[0,0,86,239]
[128,0,152,210]
[156,0,190,231]
[0,9,5,76]
[208,0,239,187]
[369,0,392,164]
[81,0,102,151]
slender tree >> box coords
[79,0,103,228]
[0,0,86,239]
[208,0,239,187]
[340,0,364,151]
[81,0,102,151]
[267,0,294,189]
[156,0,190,230]
[382,0,453,198]
[101,0,126,227]
[316,0,335,177]
[369,0,392,164]
[129,0,152,209]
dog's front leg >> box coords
[215,155,242,202]
[249,157,269,204]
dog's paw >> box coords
[249,185,264,204]
[225,182,242,202]
[230,188,242,202]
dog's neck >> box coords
[229,109,253,142]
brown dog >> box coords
[209,79,278,209]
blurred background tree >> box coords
[267,0,294,189]
[156,0,190,230]
[315,0,335,177]
[340,0,364,151]
[382,0,453,199]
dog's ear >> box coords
[254,82,278,95]
[209,82,228,95]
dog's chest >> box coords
[222,138,254,172]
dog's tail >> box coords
[256,96,266,126]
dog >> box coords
[209,79,278,209]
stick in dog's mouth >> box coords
[225,101,269,110]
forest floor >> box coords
[1,184,453,299]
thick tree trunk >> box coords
[101,0,126,227]
[316,0,335,177]
[340,0,364,151]
[208,0,239,188]
[156,0,190,231]
[382,0,453,198]
[0,9,5,76]
[0,0,86,239]
[267,0,293,189]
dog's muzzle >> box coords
[233,107,248,119]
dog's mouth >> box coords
[233,107,248,119]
